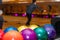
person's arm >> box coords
[36,5,43,13]
[48,5,52,12]
[2,16,7,22]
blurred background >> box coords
[0,0,60,30]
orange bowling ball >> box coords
[2,30,24,40]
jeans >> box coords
[26,13,32,25]
[0,22,3,29]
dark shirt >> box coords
[0,0,2,4]
[0,16,4,22]
[26,3,43,14]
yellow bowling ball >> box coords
[29,25,39,30]
[18,25,28,32]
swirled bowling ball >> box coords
[4,26,18,33]
[3,30,24,40]
[43,24,56,40]
[0,29,4,40]
[34,27,48,40]
[21,28,37,40]
[18,25,28,32]
[29,25,39,30]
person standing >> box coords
[26,0,43,25]
[0,10,4,29]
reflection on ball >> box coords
[18,25,28,32]
[29,25,39,30]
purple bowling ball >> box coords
[43,24,56,40]
[21,29,37,40]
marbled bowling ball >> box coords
[21,28,37,40]
[34,27,48,40]
[43,24,56,40]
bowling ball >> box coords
[3,30,24,40]
[21,28,37,40]
[4,26,18,33]
[18,25,28,32]
[0,29,4,40]
[43,24,56,40]
[34,27,48,40]
[29,25,39,30]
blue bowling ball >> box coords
[4,26,18,33]
[43,24,56,40]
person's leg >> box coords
[26,13,32,25]
[0,22,3,29]
[47,8,51,18]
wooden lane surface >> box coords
[2,15,51,30]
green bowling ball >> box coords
[34,27,48,40]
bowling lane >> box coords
[2,15,60,40]
[2,15,51,30]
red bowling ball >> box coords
[0,29,4,40]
